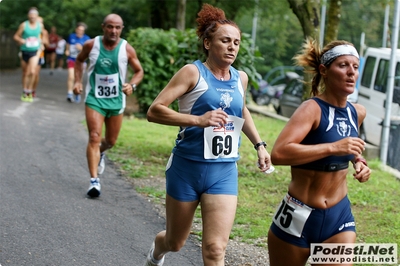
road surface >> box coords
[0,68,203,266]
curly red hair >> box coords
[195,4,240,56]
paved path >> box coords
[0,68,203,266]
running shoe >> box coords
[98,152,105,175]
[32,91,36,98]
[67,93,74,102]
[21,93,33,102]
[87,177,101,197]
[75,94,81,103]
[144,242,165,266]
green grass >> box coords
[108,113,400,264]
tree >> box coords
[287,0,321,40]
[324,0,342,45]
[176,0,186,30]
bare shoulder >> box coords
[289,98,321,128]
[83,38,95,48]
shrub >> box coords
[126,27,262,113]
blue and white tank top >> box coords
[172,60,245,162]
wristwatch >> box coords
[254,141,267,150]
[131,83,137,91]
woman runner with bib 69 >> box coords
[268,38,371,266]
[144,4,272,266]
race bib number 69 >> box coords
[203,115,244,159]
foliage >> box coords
[126,27,262,113]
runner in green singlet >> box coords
[73,14,144,197]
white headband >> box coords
[321,44,359,65]
[28,9,39,15]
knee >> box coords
[165,239,186,253]
[88,131,101,145]
[202,242,226,262]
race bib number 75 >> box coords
[203,115,244,159]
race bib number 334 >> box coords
[94,73,119,98]
[203,115,244,159]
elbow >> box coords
[146,107,156,123]
[271,149,285,165]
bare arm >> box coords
[271,99,366,166]
[147,64,229,128]
[41,26,49,47]
[121,43,144,96]
[13,22,25,45]
[65,43,70,57]
[239,71,271,171]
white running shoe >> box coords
[87,177,101,197]
[98,152,105,175]
[144,242,164,266]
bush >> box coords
[126,27,262,113]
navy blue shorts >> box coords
[270,195,355,248]
[165,154,238,202]
[21,51,38,63]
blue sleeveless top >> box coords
[172,60,245,162]
[293,97,359,171]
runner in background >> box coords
[73,14,144,197]
[13,7,43,102]
[66,22,90,103]
[55,36,66,69]
[46,26,59,75]
[31,16,48,98]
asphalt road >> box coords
[0,68,203,266]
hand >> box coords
[76,43,82,51]
[122,83,133,96]
[332,137,365,157]
[73,82,83,95]
[197,108,229,128]
[353,161,371,183]
[257,147,272,173]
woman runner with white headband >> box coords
[267,38,371,266]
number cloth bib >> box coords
[26,37,39,48]
[94,73,119,98]
[203,115,244,159]
[273,194,313,237]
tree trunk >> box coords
[176,0,186,30]
[287,0,320,39]
[287,0,321,99]
[324,0,342,45]
[150,0,170,29]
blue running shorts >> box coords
[165,153,238,202]
[270,194,355,248]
